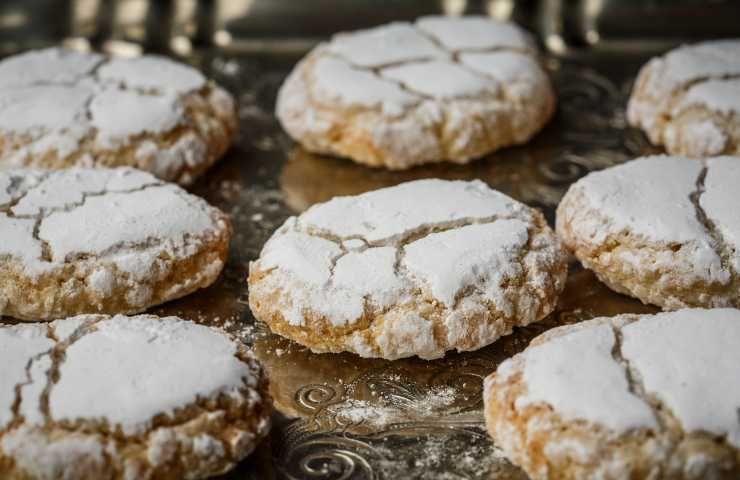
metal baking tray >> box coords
[2,1,730,478]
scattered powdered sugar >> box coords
[329,385,459,428]
[372,431,525,479]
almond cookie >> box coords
[484,308,740,480]
[0,48,237,185]
[557,155,740,309]
[249,179,567,360]
[0,168,231,321]
[0,314,271,480]
[628,40,740,157]
[276,16,555,169]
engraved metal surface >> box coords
[1,45,664,480]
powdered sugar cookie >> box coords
[0,314,271,480]
[484,308,740,480]
[248,179,567,360]
[276,16,555,169]
[628,40,740,157]
[557,155,740,309]
[0,168,231,321]
[0,48,237,185]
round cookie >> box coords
[0,48,237,185]
[0,168,231,321]
[484,308,740,480]
[248,179,567,360]
[276,16,555,169]
[557,155,740,309]
[0,314,271,480]
[628,40,740,157]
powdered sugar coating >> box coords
[327,22,448,68]
[277,17,554,169]
[701,156,740,272]
[0,314,271,480]
[621,309,740,448]
[0,48,235,185]
[0,325,53,430]
[0,85,91,132]
[403,221,530,309]
[557,155,740,309]
[89,89,183,148]
[485,309,740,480]
[382,60,496,99]
[0,48,102,88]
[300,179,524,243]
[0,168,230,321]
[48,316,251,435]
[416,15,532,51]
[564,156,706,244]
[628,40,740,157]
[311,56,420,114]
[675,78,740,116]
[96,55,205,94]
[515,323,657,431]
[249,179,567,359]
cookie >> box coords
[484,308,740,480]
[557,155,740,309]
[0,314,271,480]
[248,179,567,360]
[628,40,740,157]
[0,168,231,321]
[0,48,237,185]
[276,16,555,169]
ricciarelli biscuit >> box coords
[557,155,740,309]
[628,40,740,157]
[248,179,567,360]
[0,168,231,321]
[276,16,555,169]
[0,314,271,480]
[0,48,237,185]
[484,309,740,480]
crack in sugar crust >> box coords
[0,168,231,321]
[0,314,271,480]
[556,155,740,310]
[627,40,740,157]
[0,48,237,185]
[276,15,555,169]
[248,179,567,360]
[483,310,740,480]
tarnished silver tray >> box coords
[138,50,663,479]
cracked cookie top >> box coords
[628,40,740,157]
[308,16,538,108]
[557,155,740,308]
[1,168,223,277]
[485,309,740,473]
[0,48,236,185]
[276,16,554,169]
[249,179,567,359]
[0,168,230,320]
[0,314,271,480]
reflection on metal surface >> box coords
[112,0,149,41]
[102,38,142,57]
[487,0,515,21]
[443,0,467,16]
[0,10,26,28]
